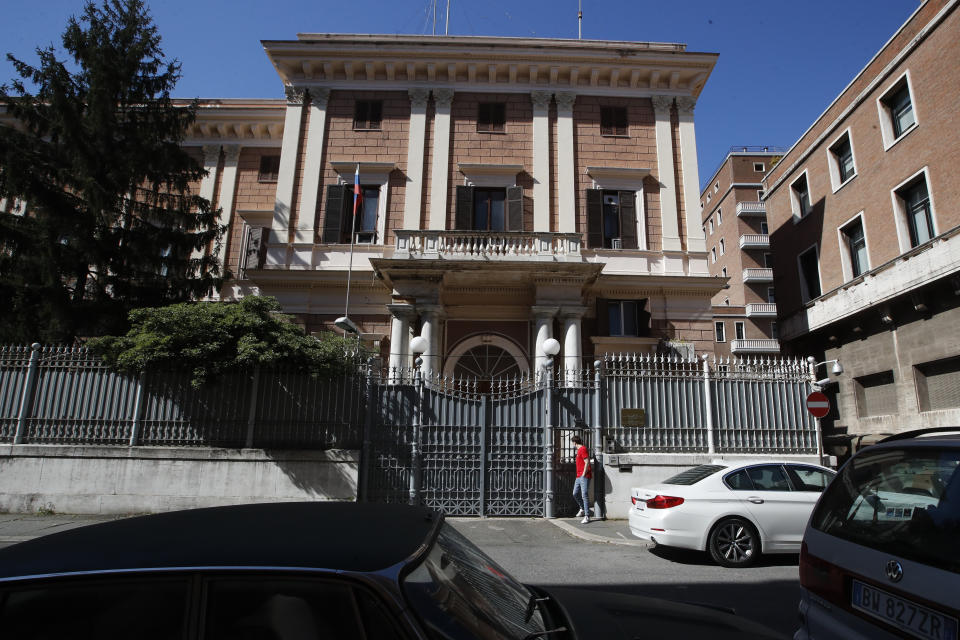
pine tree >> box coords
[0,0,224,343]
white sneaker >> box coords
[581,516,590,524]
[576,509,584,517]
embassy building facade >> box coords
[180,35,720,379]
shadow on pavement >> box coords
[649,545,800,568]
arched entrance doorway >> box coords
[444,335,529,382]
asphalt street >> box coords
[449,518,799,640]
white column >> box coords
[404,88,430,230]
[555,93,577,233]
[0,197,7,213]
[388,303,416,375]
[214,145,241,283]
[192,144,221,263]
[561,307,585,385]
[531,91,552,232]
[295,88,331,244]
[532,306,559,376]
[419,304,443,378]
[652,96,681,252]
[266,86,307,266]
[428,89,454,230]
[676,97,706,253]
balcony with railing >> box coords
[730,338,781,354]
[740,234,770,250]
[393,230,583,261]
[736,201,766,217]
[742,268,774,283]
[746,303,778,317]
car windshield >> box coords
[401,523,548,639]
[663,464,726,485]
[811,446,960,574]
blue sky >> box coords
[1,0,922,189]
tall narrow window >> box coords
[715,321,726,343]
[257,155,280,182]
[585,189,637,249]
[477,103,506,132]
[719,238,725,256]
[897,177,934,247]
[473,188,506,231]
[791,173,812,218]
[353,100,382,130]
[600,106,627,135]
[842,218,868,278]
[708,219,714,235]
[764,253,774,268]
[711,247,716,263]
[830,134,856,185]
[735,321,745,340]
[770,321,779,339]
[767,287,776,303]
[760,221,769,235]
[356,186,380,243]
[798,246,821,301]
[716,209,722,225]
[885,84,915,138]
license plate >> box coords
[852,580,958,640]
[633,498,645,510]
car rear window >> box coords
[811,446,960,574]
[663,465,726,485]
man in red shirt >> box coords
[571,435,592,523]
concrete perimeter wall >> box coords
[0,445,359,515]
[600,452,824,519]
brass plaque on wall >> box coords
[620,408,646,427]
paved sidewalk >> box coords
[0,511,645,547]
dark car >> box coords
[0,502,782,639]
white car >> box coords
[629,460,836,567]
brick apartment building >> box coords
[699,148,785,358]
[764,0,960,446]
[5,34,717,380]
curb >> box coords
[0,536,32,544]
[548,519,649,547]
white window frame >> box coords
[711,247,716,263]
[715,321,726,343]
[337,170,391,245]
[796,243,822,303]
[826,128,857,193]
[790,169,813,222]
[589,175,647,251]
[836,211,870,282]
[716,208,722,225]
[714,182,720,193]
[735,321,745,341]
[719,238,725,256]
[877,70,918,151]
[708,219,714,235]
[721,267,727,278]
[890,166,937,253]
[753,162,765,172]
[707,193,711,203]
[757,189,765,201]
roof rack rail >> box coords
[877,427,960,443]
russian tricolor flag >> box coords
[352,164,363,221]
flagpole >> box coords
[343,165,359,321]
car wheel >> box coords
[708,517,760,567]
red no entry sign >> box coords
[806,391,830,418]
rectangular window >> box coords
[897,177,934,247]
[257,155,281,182]
[608,300,637,336]
[473,188,506,231]
[719,238,725,256]
[770,321,779,339]
[715,321,725,343]
[760,221,769,235]
[854,371,898,417]
[735,321,745,340]
[711,247,716,263]
[714,182,720,193]
[585,189,638,249]
[885,83,915,138]
[753,162,765,172]
[829,133,856,187]
[915,356,960,412]
[716,209,722,225]
[757,189,765,200]
[721,267,727,278]
[356,186,380,243]
[842,218,868,278]
[600,106,628,136]
[764,252,774,268]
[477,102,506,132]
[708,219,714,235]
[323,183,382,244]
[791,173,812,218]
[353,100,383,130]
[798,245,821,301]
[767,287,776,303]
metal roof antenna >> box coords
[578,0,583,39]
[445,0,451,35]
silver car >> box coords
[796,428,960,640]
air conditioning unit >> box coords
[611,238,622,249]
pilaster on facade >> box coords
[531,91,553,232]
[676,97,706,254]
[652,96,681,252]
[267,86,307,266]
[193,144,222,264]
[296,88,331,245]
[213,145,242,284]
[428,89,455,231]
[555,92,577,234]
[404,88,430,230]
